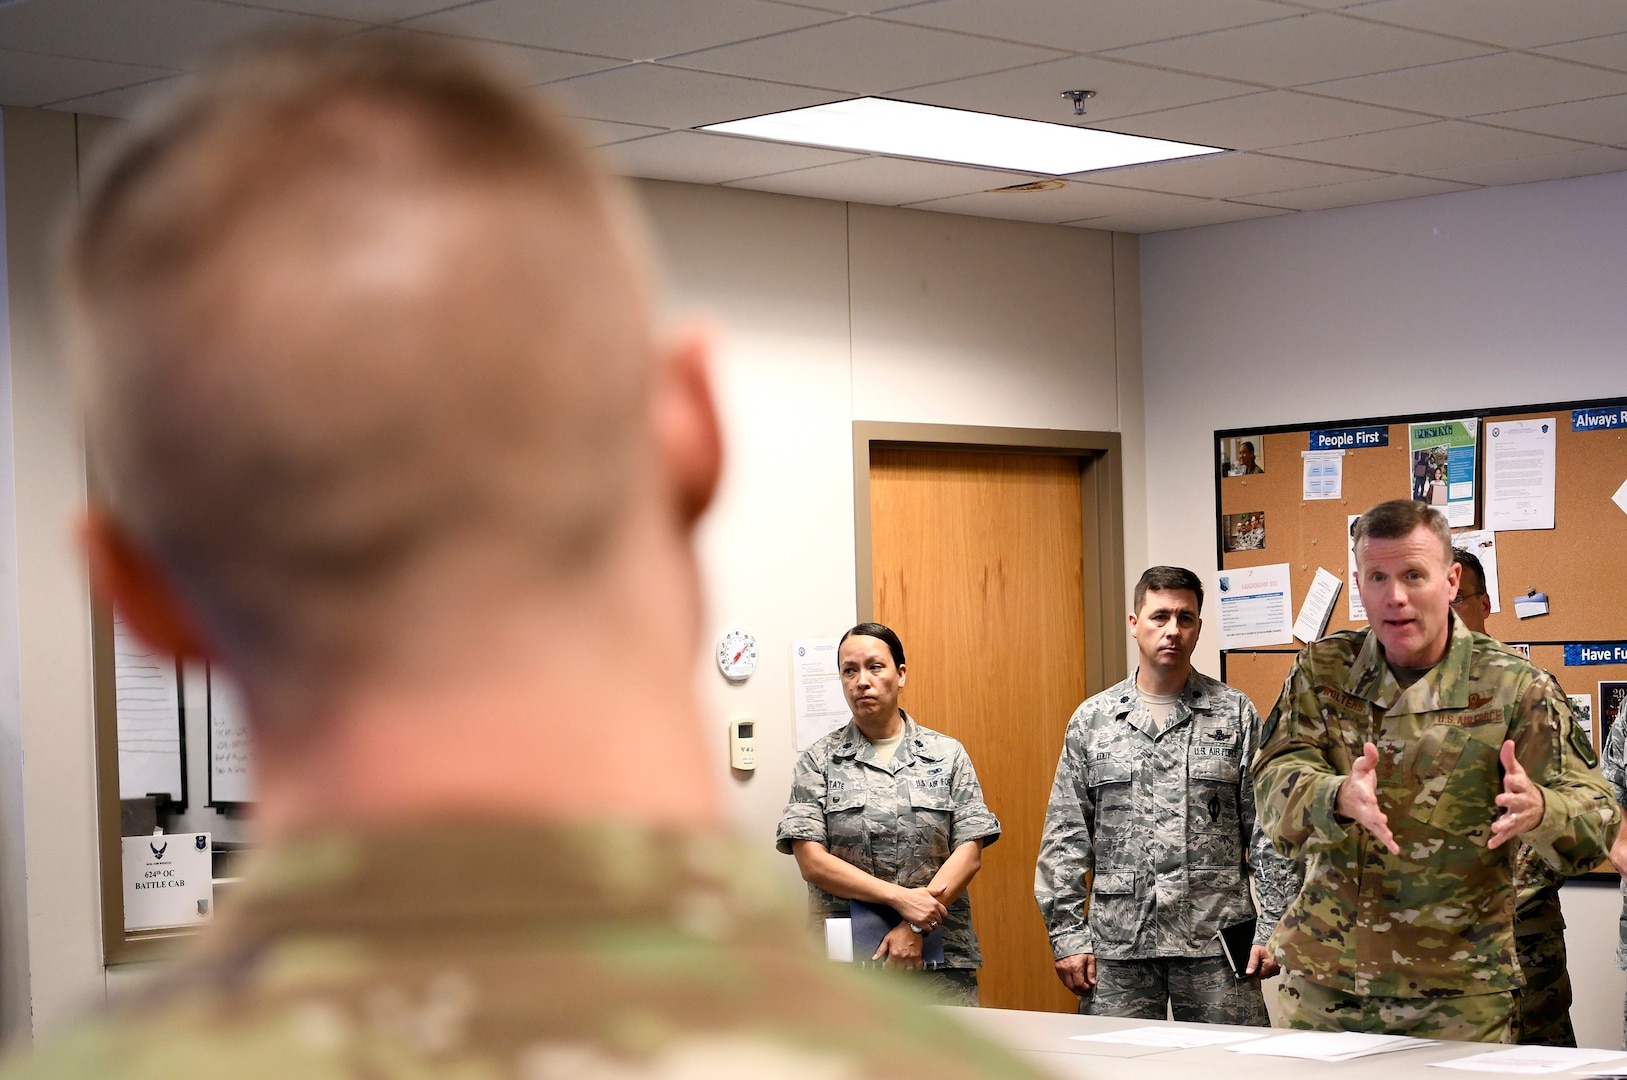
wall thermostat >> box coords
[729,718,757,771]
[716,628,758,682]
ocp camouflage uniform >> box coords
[1254,619,1616,1042]
[1512,846,1574,1046]
[1599,712,1627,1048]
[776,713,1001,1005]
[2,823,1044,1079]
[1034,670,1301,1023]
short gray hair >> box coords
[1351,500,1452,564]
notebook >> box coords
[1216,917,1259,979]
[850,899,946,968]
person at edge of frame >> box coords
[4,31,1051,1080]
[1254,499,1617,1043]
[1035,565,1301,1024]
[1452,547,1576,1048]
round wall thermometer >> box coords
[716,628,758,682]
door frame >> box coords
[852,422,1129,698]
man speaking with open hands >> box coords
[1254,500,1616,1042]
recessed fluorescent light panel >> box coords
[702,97,1225,176]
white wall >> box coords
[1141,171,1627,1048]
[635,180,1146,871]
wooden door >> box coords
[870,447,1089,1014]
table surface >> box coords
[948,1009,1627,1080]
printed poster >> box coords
[1408,418,1478,528]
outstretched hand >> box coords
[1337,742,1399,854]
[1489,740,1545,849]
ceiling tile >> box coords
[1273,120,1587,171]
[546,64,844,128]
[1304,52,1627,117]
[905,179,1211,223]
[0,0,362,69]
[725,155,1034,204]
[1067,200,1292,233]
[1537,33,1627,74]
[1104,12,1494,87]
[603,130,865,183]
[212,0,461,21]
[879,0,1299,54]
[1421,144,1627,185]
[1250,172,1476,210]
[45,74,190,119]
[1350,0,1627,49]
[364,28,627,85]
[1083,150,1386,197]
[1097,90,1424,151]
[574,118,669,145]
[770,0,924,12]
[900,54,1257,125]
[665,17,1064,94]
[0,48,173,108]
[1478,94,1627,145]
[406,0,837,62]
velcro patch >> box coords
[1436,710,1503,728]
[1570,721,1599,768]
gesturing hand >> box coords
[1489,740,1545,850]
[1337,742,1399,854]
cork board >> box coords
[1222,650,1296,719]
[1217,401,1627,646]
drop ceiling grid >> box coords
[1,0,1627,229]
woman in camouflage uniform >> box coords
[776,623,1001,1005]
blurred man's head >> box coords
[1451,548,1491,635]
[66,36,719,723]
[1351,500,1459,669]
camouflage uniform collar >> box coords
[830,711,939,769]
[1113,670,1212,737]
[1346,615,1472,712]
[197,820,789,952]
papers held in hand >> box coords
[850,900,945,968]
[1216,918,1258,979]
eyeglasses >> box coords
[1450,591,1485,607]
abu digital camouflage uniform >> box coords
[1034,670,1301,1022]
[1512,846,1574,1046]
[776,713,1001,1000]
[1599,711,1627,1048]
[1255,619,1616,1040]
[2,823,1044,1079]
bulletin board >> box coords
[1214,395,1627,761]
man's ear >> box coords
[81,508,209,660]
[650,327,723,528]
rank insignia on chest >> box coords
[1206,726,1233,741]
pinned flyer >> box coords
[1216,563,1294,649]
[1293,568,1343,643]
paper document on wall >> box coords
[1451,529,1501,614]
[793,639,849,750]
[1293,568,1343,644]
[1484,419,1555,531]
[1216,563,1294,649]
[1346,515,1367,623]
[1302,450,1343,500]
[1408,418,1478,528]
[208,670,256,804]
[115,614,185,801]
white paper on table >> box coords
[1293,567,1344,644]
[1613,478,1627,518]
[1228,1031,1430,1061]
[1347,515,1368,622]
[1215,563,1295,649]
[1072,1026,1266,1049]
[1484,418,1556,532]
[1302,449,1344,500]
[824,918,853,962]
[1452,529,1502,614]
[1431,1046,1627,1074]
[792,639,849,750]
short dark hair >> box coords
[1452,547,1486,594]
[839,623,905,668]
[1134,566,1203,614]
[1239,441,1255,452]
[1351,500,1452,564]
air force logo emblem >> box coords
[150,842,167,859]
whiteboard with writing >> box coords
[114,615,185,802]
[207,670,256,804]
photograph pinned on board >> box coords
[1601,681,1627,753]
[1569,694,1594,748]
[1223,511,1267,553]
[1219,436,1265,478]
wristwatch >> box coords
[907,922,926,934]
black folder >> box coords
[1216,917,1258,979]
[851,900,946,968]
